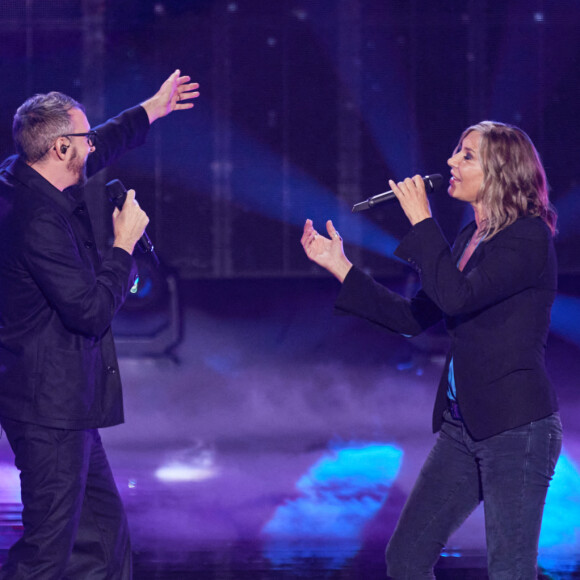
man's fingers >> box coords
[121,189,142,211]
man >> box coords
[0,70,199,579]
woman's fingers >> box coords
[325,220,342,241]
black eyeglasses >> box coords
[61,130,97,147]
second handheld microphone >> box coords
[352,174,443,213]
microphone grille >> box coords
[425,174,443,193]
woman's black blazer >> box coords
[335,216,558,440]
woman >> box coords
[301,121,562,579]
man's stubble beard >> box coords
[67,147,88,187]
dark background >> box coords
[2,0,580,280]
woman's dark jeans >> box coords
[385,410,562,580]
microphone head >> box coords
[424,174,443,193]
[106,179,127,209]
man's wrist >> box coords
[113,239,135,255]
[140,98,160,124]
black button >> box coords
[106,366,117,375]
[74,205,86,216]
[84,241,94,249]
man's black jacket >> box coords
[0,106,150,429]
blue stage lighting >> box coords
[539,450,580,568]
[550,295,580,347]
[262,441,403,567]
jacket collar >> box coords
[452,220,477,261]
[2,155,82,214]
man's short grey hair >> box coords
[13,92,84,164]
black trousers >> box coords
[0,419,131,580]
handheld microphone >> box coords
[352,174,443,213]
[106,179,159,266]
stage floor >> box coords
[1,546,577,578]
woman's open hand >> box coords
[301,219,352,282]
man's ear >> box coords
[55,138,70,158]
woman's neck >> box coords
[472,203,486,234]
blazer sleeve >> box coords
[395,217,554,317]
[23,206,137,339]
[86,105,151,177]
[335,265,443,336]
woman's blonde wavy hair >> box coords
[455,121,557,240]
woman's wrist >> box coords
[332,259,353,283]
